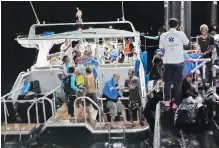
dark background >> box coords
[1,1,219,94]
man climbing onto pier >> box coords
[159,18,189,109]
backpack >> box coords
[30,80,41,94]
[62,75,71,90]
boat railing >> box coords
[27,97,55,124]
[184,58,211,96]
[74,96,102,124]
[213,65,219,101]
[1,97,54,125]
[8,71,30,101]
[153,101,161,148]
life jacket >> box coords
[76,74,84,86]
[124,43,131,53]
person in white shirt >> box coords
[159,18,189,108]
[60,39,72,61]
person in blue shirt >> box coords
[109,45,119,63]
[102,73,127,126]
[82,50,99,80]
[64,67,83,118]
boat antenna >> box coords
[30,1,40,24]
[122,1,125,21]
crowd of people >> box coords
[59,36,144,127]
[146,18,218,110]
[59,18,218,128]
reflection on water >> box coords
[2,140,153,148]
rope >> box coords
[30,1,40,24]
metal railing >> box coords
[74,96,102,124]
[153,101,161,148]
[1,98,54,125]
[11,71,25,92]
[27,97,54,124]
[213,65,219,101]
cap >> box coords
[168,18,179,24]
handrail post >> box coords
[42,98,46,123]
[3,99,8,124]
[35,100,39,124]
[84,97,87,123]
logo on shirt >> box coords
[168,37,174,43]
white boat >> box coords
[1,21,150,144]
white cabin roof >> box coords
[16,28,140,48]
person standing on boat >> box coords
[82,50,99,80]
[159,18,189,108]
[123,69,144,126]
[102,73,128,126]
[63,67,83,118]
[198,24,215,85]
[62,55,74,78]
[60,39,73,61]
[76,7,82,23]
[124,38,134,63]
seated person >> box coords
[102,73,128,126]
[104,46,110,63]
[123,70,144,126]
[109,45,118,63]
[73,44,82,64]
[117,44,125,63]
[124,38,135,63]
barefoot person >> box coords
[123,69,144,126]
[102,73,128,127]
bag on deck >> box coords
[30,80,41,94]
[174,96,208,129]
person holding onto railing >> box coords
[102,73,128,127]
[123,69,144,126]
[159,18,189,109]
[198,24,215,86]
[63,67,83,119]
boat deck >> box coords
[45,104,149,133]
[1,123,40,135]
[1,104,149,135]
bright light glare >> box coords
[109,26,112,29]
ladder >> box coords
[108,126,126,144]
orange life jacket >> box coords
[124,43,131,53]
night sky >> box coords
[1,1,219,94]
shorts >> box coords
[107,101,125,118]
[128,100,141,111]
[86,93,100,108]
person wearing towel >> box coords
[102,73,127,127]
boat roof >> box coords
[16,28,140,48]
[17,28,140,41]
